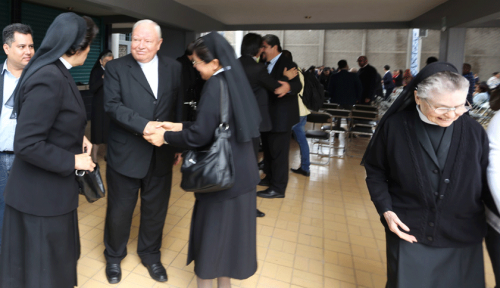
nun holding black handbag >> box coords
[0,13,97,287]
[144,32,261,287]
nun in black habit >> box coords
[363,62,496,288]
[144,32,261,287]
[0,13,97,287]
[89,49,113,160]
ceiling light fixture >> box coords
[304,16,312,19]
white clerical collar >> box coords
[137,54,158,68]
[59,57,73,69]
[416,104,438,125]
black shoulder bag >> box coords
[180,78,235,193]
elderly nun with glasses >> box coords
[363,62,496,288]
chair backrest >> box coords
[352,104,378,112]
[324,108,351,118]
[307,112,333,124]
[322,103,339,110]
[351,110,378,120]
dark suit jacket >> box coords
[357,64,378,102]
[364,110,494,247]
[383,71,395,90]
[164,74,260,202]
[4,60,87,216]
[104,53,183,179]
[267,54,302,132]
[327,70,362,107]
[239,55,280,132]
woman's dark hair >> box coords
[281,49,292,61]
[241,33,262,57]
[185,41,195,56]
[399,69,403,75]
[65,16,98,56]
[478,82,490,93]
[193,37,215,63]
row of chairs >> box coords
[304,103,378,165]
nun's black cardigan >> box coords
[364,110,497,247]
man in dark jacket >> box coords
[257,34,302,199]
[382,65,395,101]
[357,56,378,104]
[328,60,362,108]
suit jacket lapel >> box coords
[128,57,155,98]
[270,55,283,79]
[414,115,440,168]
[55,60,85,111]
[157,55,168,100]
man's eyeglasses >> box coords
[192,60,204,66]
[423,98,472,115]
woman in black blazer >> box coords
[89,49,114,161]
[144,32,261,287]
[0,13,97,288]
[363,62,494,288]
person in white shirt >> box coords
[0,23,34,248]
[486,109,500,288]
[487,72,500,89]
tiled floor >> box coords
[77,126,496,287]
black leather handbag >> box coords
[76,162,106,203]
[180,79,235,193]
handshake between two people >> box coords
[143,121,183,147]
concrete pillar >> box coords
[111,33,120,59]
[318,30,325,65]
[439,27,466,71]
[406,29,413,69]
[361,30,367,55]
[234,30,244,58]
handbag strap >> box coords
[219,78,229,128]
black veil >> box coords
[361,61,459,164]
[91,49,112,72]
[201,32,261,143]
[10,12,87,119]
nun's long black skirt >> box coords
[0,204,80,288]
[385,230,485,288]
[187,190,257,280]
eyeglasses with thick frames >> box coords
[422,98,472,115]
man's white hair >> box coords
[133,19,162,39]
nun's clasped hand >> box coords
[383,211,418,243]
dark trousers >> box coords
[261,131,292,194]
[384,87,394,101]
[104,158,172,265]
[486,224,500,288]
[252,137,260,163]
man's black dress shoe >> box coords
[105,263,122,284]
[257,188,284,198]
[143,262,168,282]
[258,178,270,186]
[291,167,310,177]
[256,209,265,217]
[258,160,265,170]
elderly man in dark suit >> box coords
[103,19,183,284]
[257,34,302,199]
[357,56,378,104]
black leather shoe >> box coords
[257,188,284,199]
[105,263,122,284]
[258,177,270,186]
[256,209,265,217]
[291,167,310,177]
[143,262,168,282]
